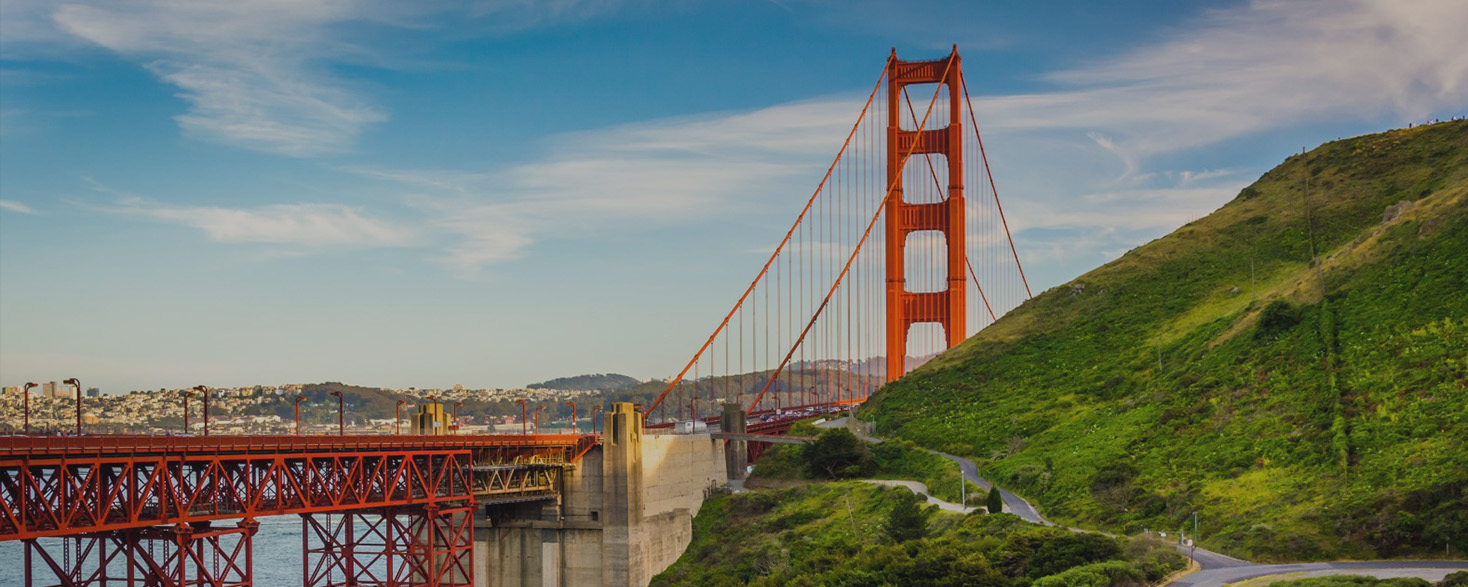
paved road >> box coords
[815,417,1465,586]
[1170,561,1468,587]
[862,479,974,513]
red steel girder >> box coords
[1,449,473,540]
[303,505,473,587]
[24,518,258,587]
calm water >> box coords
[1,516,312,586]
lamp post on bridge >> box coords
[590,406,602,435]
[294,395,306,435]
[453,402,463,434]
[181,390,192,434]
[565,401,577,433]
[328,391,344,436]
[193,385,210,437]
[22,382,37,434]
[534,406,544,434]
[515,399,527,435]
[63,378,81,436]
[395,400,406,435]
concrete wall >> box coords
[474,403,728,587]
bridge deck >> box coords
[0,433,601,541]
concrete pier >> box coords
[474,403,729,586]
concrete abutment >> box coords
[473,403,730,586]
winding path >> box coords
[816,417,1467,586]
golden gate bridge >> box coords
[1,47,1030,587]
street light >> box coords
[395,400,407,435]
[515,399,527,435]
[453,402,463,435]
[22,382,37,434]
[181,390,192,433]
[193,385,210,437]
[534,406,545,434]
[328,391,344,435]
[590,406,603,435]
[63,378,81,436]
[294,395,307,435]
[566,401,577,433]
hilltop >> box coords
[863,121,1468,560]
[527,373,642,392]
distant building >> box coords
[86,387,101,398]
[42,381,66,399]
[2,386,20,397]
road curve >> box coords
[814,417,1464,585]
[1170,561,1468,587]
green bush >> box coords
[803,428,875,479]
[885,491,932,542]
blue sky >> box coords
[2,0,1465,393]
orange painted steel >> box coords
[0,434,598,540]
[2,433,596,586]
[645,53,895,419]
[960,73,1032,299]
[744,50,957,412]
[303,504,473,587]
[886,47,967,381]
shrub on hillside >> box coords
[803,428,874,479]
[885,491,932,542]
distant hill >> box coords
[527,373,641,392]
[864,121,1468,561]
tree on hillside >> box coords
[803,428,874,479]
[885,491,931,542]
[987,487,1004,514]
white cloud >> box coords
[46,1,383,157]
[0,200,40,214]
[114,200,414,247]
[977,0,1468,158]
[353,97,862,276]
[962,0,1468,284]
[16,0,630,156]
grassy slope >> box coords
[862,121,1468,561]
[652,482,1184,587]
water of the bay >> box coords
[0,515,307,586]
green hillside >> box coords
[863,121,1468,561]
[652,482,1185,587]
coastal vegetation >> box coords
[862,121,1468,560]
[651,482,1185,586]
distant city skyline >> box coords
[3,0,1466,392]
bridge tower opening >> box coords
[885,48,966,381]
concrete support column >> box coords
[721,403,748,481]
[601,403,644,587]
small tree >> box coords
[987,486,1004,514]
[803,428,875,479]
[886,491,930,542]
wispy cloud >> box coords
[111,198,414,248]
[13,0,630,157]
[978,0,1468,158]
[352,97,857,276]
[0,200,40,215]
[964,0,1468,275]
[45,1,384,157]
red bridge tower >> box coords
[885,48,966,381]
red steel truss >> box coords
[303,505,473,587]
[1,433,597,586]
[24,519,258,587]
